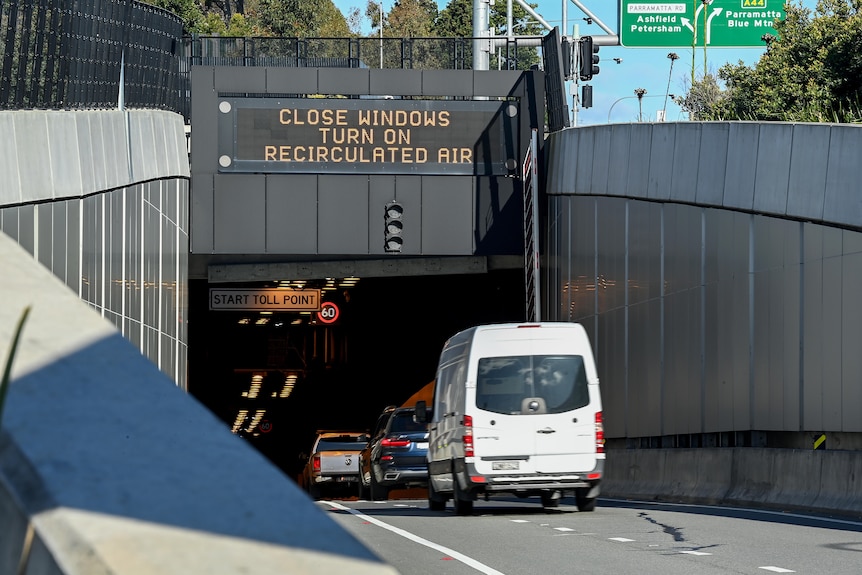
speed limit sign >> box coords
[317,302,340,324]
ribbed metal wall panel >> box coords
[545,121,862,440]
[547,122,862,229]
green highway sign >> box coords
[619,0,785,48]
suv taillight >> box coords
[595,411,605,454]
[312,455,321,471]
[381,438,411,447]
[463,415,474,457]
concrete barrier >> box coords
[604,447,862,519]
[0,232,399,575]
[813,451,862,514]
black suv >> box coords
[359,405,430,500]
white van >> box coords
[416,322,604,515]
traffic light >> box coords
[578,36,600,81]
[561,36,574,80]
[384,200,403,252]
[582,84,593,109]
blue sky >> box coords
[332,0,786,125]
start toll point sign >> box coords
[210,288,322,311]
[620,0,785,48]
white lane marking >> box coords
[325,501,506,575]
[554,527,575,532]
[601,498,862,528]
[679,551,712,556]
[609,537,635,542]
[510,519,530,523]
[759,568,795,573]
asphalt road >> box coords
[320,495,862,575]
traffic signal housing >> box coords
[384,200,403,252]
[561,36,574,80]
[578,36,600,81]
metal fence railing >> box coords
[0,0,182,111]
[177,36,539,119]
[1,0,542,120]
[182,35,539,72]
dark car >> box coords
[359,406,430,500]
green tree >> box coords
[345,6,364,36]
[434,0,472,37]
[435,0,540,69]
[386,0,438,37]
[145,0,206,34]
[251,0,349,38]
[196,12,254,35]
[316,1,353,37]
[678,73,725,121]
[690,0,862,122]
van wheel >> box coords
[575,488,597,512]
[428,481,446,511]
[453,477,473,516]
[370,472,389,501]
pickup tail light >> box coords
[312,455,321,471]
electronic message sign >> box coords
[620,0,785,48]
[217,98,519,176]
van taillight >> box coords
[463,415,474,457]
[595,411,605,454]
[313,455,321,471]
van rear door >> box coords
[469,328,599,476]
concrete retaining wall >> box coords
[604,447,862,519]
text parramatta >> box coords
[620,0,785,47]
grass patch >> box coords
[1,306,31,429]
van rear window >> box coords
[475,355,589,415]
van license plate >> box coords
[492,461,519,471]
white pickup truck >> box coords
[300,430,368,499]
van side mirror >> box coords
[414,400,427,423]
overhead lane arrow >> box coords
[705,7,723,44]
[681,16,693,33]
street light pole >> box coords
[634,88,647,122]
[379,1,383,68]
[607,96,636,123]
[662,53,679,122]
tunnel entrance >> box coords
[187,268,525,480]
